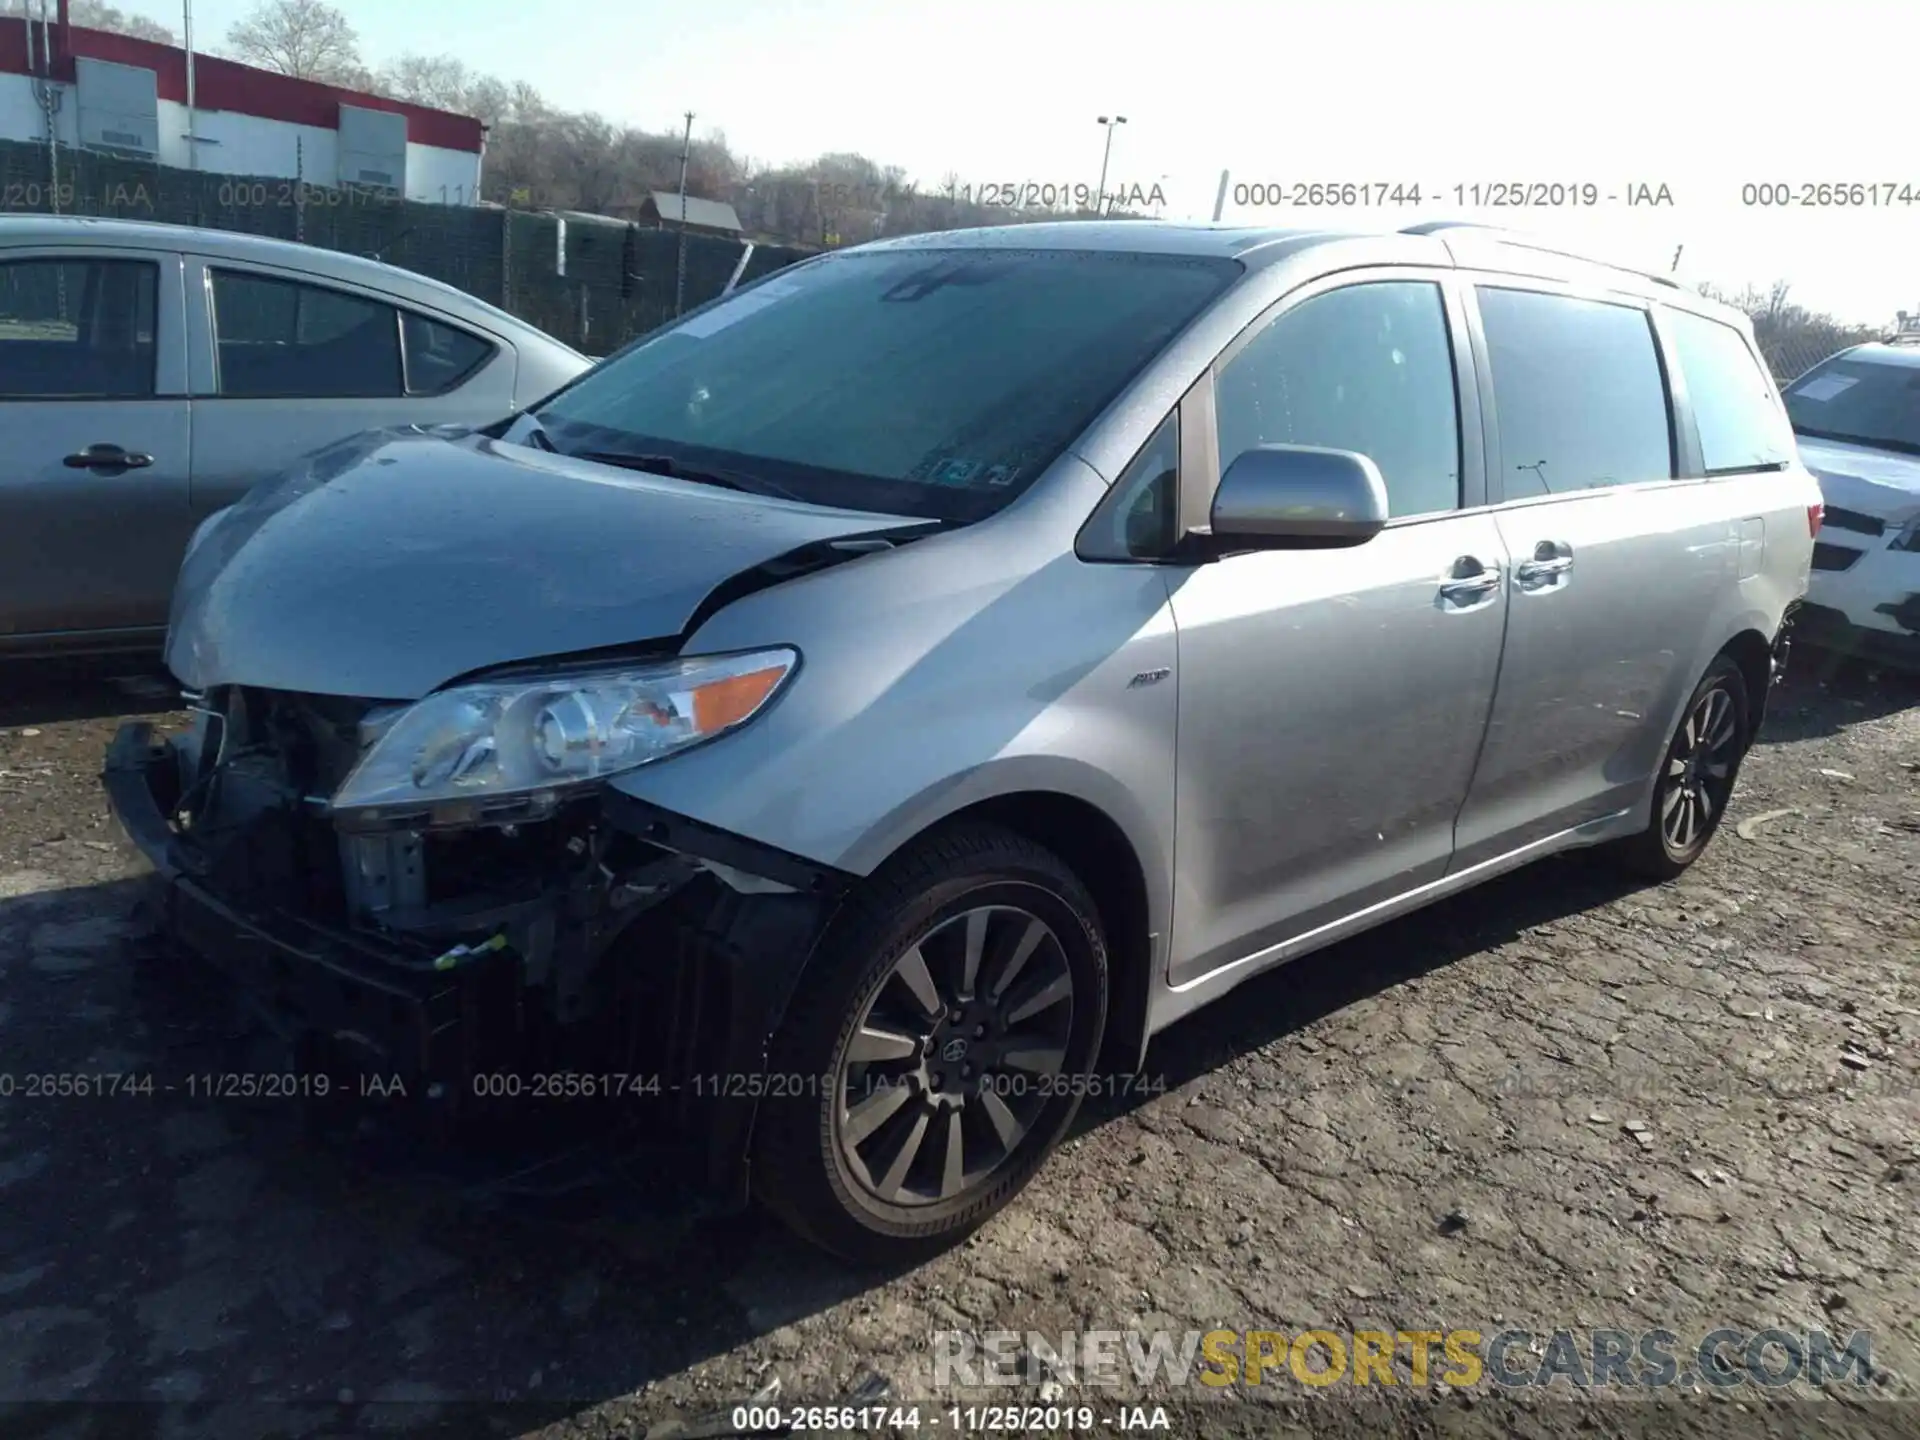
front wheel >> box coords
[752,824,1109,1265]
[1604,655,1751,880]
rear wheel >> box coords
[752,824,1109,1265]
[1605,655,1751,880]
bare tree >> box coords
[461,76,513,130]
[225,0,368,85]
[1,0,172,41]
[1698,280,1881,383]
[507,80,548,121]
[363,49,1000,244]
[376,53,474,112]
[549,112,628,215]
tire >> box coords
[1604,655,1751,881]
[751,823,1110,1266]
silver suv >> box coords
[105,220,1819,1264]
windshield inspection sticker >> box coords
[1792,375,1859,402]
[982,464,1017,487]
[675,279,803,339]
[930,458,983,486]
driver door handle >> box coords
[1438,556,1503,604]
[64,443,154,472]
[1515,541,1575,587]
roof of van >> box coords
[854,219,1341,260]
[847,219,1727,316]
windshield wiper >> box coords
[571,450,805,502]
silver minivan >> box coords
[0,216,588,658]
[105,220,1820,1264]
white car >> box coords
[1786,329,1920,669]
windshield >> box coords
[531,247,1241,521]
[1783,352,1920,457]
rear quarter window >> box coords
[1666,308,1793,473]
[402,312,494,395]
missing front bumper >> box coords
[102,720,850,1202]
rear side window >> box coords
[1667,309,1793,473]
[210,269,403,398]
[1477,287,1673,499]
[0,257,157,398]
[402,312,492,394]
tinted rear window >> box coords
[403,312,493,394]
[1667,309,1794,473]
[1477,287,1673,499]
[534,248,1241,522]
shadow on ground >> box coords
[1091,852,1647,1124]
[0,841,1656,1435]
[4,645,1900,1434]
[1759,644,1920,743]
[0,657,178,729]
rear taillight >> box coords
[1807,502,1824,536]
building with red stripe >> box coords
[1,9,484,203]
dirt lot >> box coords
[0,652,1916,1439]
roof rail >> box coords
[1401,220,1681,287]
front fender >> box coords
[608,461,1180,956]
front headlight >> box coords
[330,647,797,815]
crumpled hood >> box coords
[166,427,924,699]
[1797,435,1920,527]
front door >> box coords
[1165,273,1509,987]
[0,250,193,644]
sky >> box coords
[115,0,1919,326]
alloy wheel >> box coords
[1661,682,1740,853]
[835,904,1075,1207]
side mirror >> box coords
[1208,444,1390,550]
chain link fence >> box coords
[0,138,813,355]
[1758,336,1847,387]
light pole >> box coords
[1095,115,1126,215]
[673,110,693,317]
[183,0,197,172]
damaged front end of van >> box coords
[101,425,931,1199]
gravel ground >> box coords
[0,651,1915,1440]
